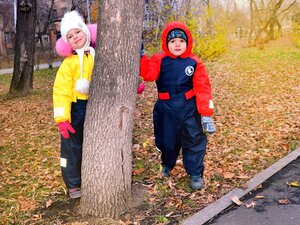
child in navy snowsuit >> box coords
[140,21,215,190]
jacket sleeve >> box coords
[193,61,214,116]
[53,59,73,123]
[140,53,164,81]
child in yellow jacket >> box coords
[53,10,95,199]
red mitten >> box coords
[58,121,75,139]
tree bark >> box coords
[80,0,144,218]
[9,0,37,96]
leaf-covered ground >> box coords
[0,37,299,224]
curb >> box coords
[0,61,61,75]
[182,146,300,225]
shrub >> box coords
[181,7,230,60]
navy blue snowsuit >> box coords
[140,22,214,177]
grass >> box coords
[0,37,300,224]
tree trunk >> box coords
[268,19,276,40]
[80,0,144,218]
[35,35,44,70]
[248,0,255,46]
[9,0,37,96]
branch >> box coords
[278,0,296,17]
[41,0,55,35]
[252,0,264,25]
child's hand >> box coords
[201,116,215,135]
[58,121,75,139]
[137,77,145,94]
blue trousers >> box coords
[153,96,207,177]
[60,100,87,189]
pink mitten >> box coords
[58,121,75,139]
[137,82,145,94]
[137,77,145,94]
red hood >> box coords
[161,21,193,58]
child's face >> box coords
[66,28,87,50]
[167,38,187,56]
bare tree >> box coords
[80,0,144,218]
[267,0,296,39]
[0,0,15,68]
[9,0,37,96]
[248,0,297,48]
[35,0,55,69]
[71,0,88,20]
[248,0,255,45]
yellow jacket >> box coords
[53,53,94,123]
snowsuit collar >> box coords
[161,21,193,59]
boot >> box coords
[161,165,171,177]
[69,187,81,199]
[190,175,203,190]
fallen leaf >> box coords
[253,184,263,191]
[286,181,299,187]
[255,195,265,199]
[223,172,235,179]
[278,198,290,204]
[148,197,156,202]
[237,175,251,179]
[231,196,243,205]
[45,199,53,208]
[167,179,176,189]
[142,140,149,148]
[133,168,145,175]
[207,194,214,203]
[222,184,232,188]
[246,201,256,208]
[165,212,174,217]
[18,197,39,211]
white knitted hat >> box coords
[60,11,90,46]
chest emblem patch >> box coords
[185,66,194,76]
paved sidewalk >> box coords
[183,147,300,225]
[0,61,61,75]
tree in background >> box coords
[35,0,55,69]
[80,0,144,218]
[9,0,37,96]
[141,0,231,59]
[34,0,89,69]
[249,0,297,49]
[142,0,299,54]
[226,0,249,39]
[182,1,230,59]
[0,0,15,67]
[143,0,181,54]
[90,0,99,23]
